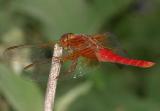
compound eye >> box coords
[63,38,67,42]
[60,33,74,44]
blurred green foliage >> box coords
[0,0,160,111]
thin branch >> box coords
[44,44,63,111]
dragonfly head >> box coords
[60,33,74,48]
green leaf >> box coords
[0,64,43,111]
[11,0,133,38]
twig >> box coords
[44,44,63,111]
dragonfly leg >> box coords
[55,58,78,79]
[65,58,78,74]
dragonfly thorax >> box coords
[60,33,88,49]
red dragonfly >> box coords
[59,33,155,68]
[5,32,155,73]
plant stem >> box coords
[44,44,63,111]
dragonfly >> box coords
[5,32,155,75]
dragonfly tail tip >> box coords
[143,62,155,68]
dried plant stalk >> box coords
[44,44,63,111]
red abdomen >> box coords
[96,48,155,68]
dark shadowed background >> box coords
[0,0,160,111]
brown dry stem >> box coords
[44,44,63,111]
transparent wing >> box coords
[93,32,127,57]
[93,32,128,68]
[73,57,100,78]
[3,42,55,73]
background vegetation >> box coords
[0,0,160,111]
